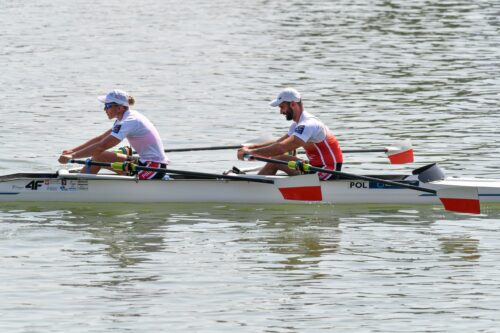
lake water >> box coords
[1,0,500,332]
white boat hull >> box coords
[1,171,500,207]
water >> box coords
[1,203,500,332]
[1,0,500,332]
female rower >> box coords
[58,89,169,179]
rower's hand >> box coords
[58,154,73,164]
[237,147,250,161]
[62,149,74,155]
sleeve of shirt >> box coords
[290,121,319,143]
[110,119,134,141]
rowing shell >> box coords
[1,169,500,211]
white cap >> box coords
[269,88,301,107]
[97,89,129,106]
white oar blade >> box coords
[385,139,414,164]
[274,174,323,201]
[437,187,480,214]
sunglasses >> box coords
[104,102,119,110]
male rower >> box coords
[237,88,343,180]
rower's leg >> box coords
[80,151,128,174]
[258,155,302,176]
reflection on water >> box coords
[1,202,496,270]
[439,236,480,261]
[1,202,500,331]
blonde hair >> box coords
[127,95,135,106]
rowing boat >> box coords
[1,166,499,213]
[1,140,419,205]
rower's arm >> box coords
[245,135,305,157]
[65,129,112,153]
[72,134,121,159]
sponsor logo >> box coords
[17,179,87,192]
[25,180,44,190]
[112,124,122,134]
[295,125,305,134]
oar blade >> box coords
[437,187,480,214]
[387,149,414,164]
[385,140,414,164]
[274,174,323,201]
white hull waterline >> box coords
[1,170,500,211]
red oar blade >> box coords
[275,174,323,201]
[385,140,414,164]
[437,187,480,214]
[387,149,414,164]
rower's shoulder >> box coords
[299,111,323,126]
[122,109,144,121]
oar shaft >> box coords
[247,155,436,195]
[68,159,274,184]
[165,145,242,153]
[308,166,435,194]
[164,142,394,154]
[342,148,388,153]
[128,145,391,155]
[165,147,387,153]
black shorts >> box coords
[136,161,167,180]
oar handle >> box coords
[70,159,110,168]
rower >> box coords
[237,88,343,180]
[58,89,169,180]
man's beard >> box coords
[285,107,293,121]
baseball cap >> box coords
[269,88,301,107]
[97,89,129,106]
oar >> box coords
[312,140,413,164]
[68,159,273,184]
[114,137,273,155]
[243,154,480,214]
[163,136,274,153]
[344,140,413,164]
[164,145,242,153]
[117,138,412,165]
[164,139,413,159]
[68,159,334,202]
[116,144,245,155]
